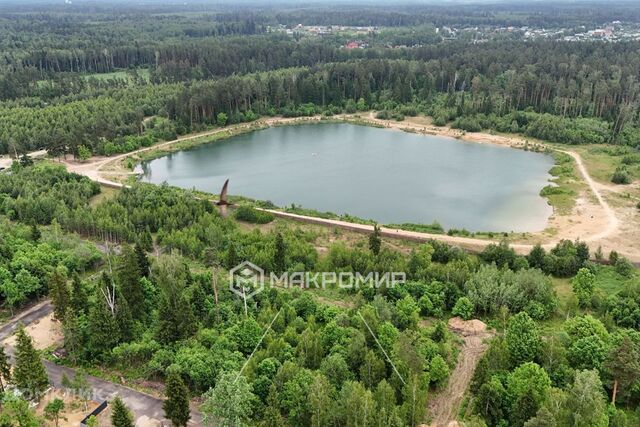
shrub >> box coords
[452,297,474,320]
[431,117,444,127]
[452,116,482,132]
[234,206,274,224]
[376,110,391,120]
[614,257,634,278]
[611,166,631,184]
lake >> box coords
[138,123,554,232]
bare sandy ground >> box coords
[36,390,100,427]
[59,114,640,262]
[3,312,62,350]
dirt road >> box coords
[427,318,494,427]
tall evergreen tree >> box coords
[135,242,151,278]
[111,396,134,427]
[62,307,85,364]
[49,267,70,321]
[604,336,640,405]
[117,245,144,319]
[369,224,381,256]
[139,226,154,252]
[155,258,196,344]
[115,290,135,343]
[88,275,121,358]
[273,233,286,274]
[163,370,191,427]
[226,243,238,269]
[70,273,89,314]
[0,344,11,397]
[262,384,284,427]
[29,222,41,242]
[13,324,49,400]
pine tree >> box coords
[30,222,41,242]
[274,232,286,274]
[111,396,134,427]
[117,245,144,319]
[70,273,89,314]
[262,384,284,427]
[163,370,191,427]
[369,224,381,256]
[115,291,135,343]
[88,276,121,358]
[0,344,11,396]
[604,336,640,405]
[139,226,153,252]
[135,242,150,278]
[49,267,70,321]
[63,308,85,364]
[13,324,49,400]
[226,243,238,269]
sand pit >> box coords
[447,317,488,336]
[3,312,63,350]
[36,389,100,427]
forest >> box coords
[0,1,640,426]
[0,150,639,426]
[1,3,640,156]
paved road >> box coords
[0,299,53,341]
[43,361,203,425]
[1,300,203,425]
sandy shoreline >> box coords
[60,113,639,262]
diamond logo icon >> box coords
[229,261,264,300]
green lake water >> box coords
[138,123,554,232]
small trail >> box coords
[427,319,494,427]
[558,149,619,242]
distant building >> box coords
[346,41,365,49]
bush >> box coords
[452,116,482,132]
[234,206,274,224]
[376,110,391,120]
[611,166,631,184]
[452,297,474,320]
[614,257,634,278]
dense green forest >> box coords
[1,2,640,156]
[1,162,639,426]
[1,2,640,426]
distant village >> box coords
[270,24,376,37]
[270,21,640,49]
[439,21,640,43]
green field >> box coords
[84,68,151,82]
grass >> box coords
[89,185,119,207]
[568,144,640,185]
[552,277,573,307]
[593,267,633,296]
[83,68,151,83]
[386,221,445,234]
[540,151,584,215]
[542,265,637,335]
